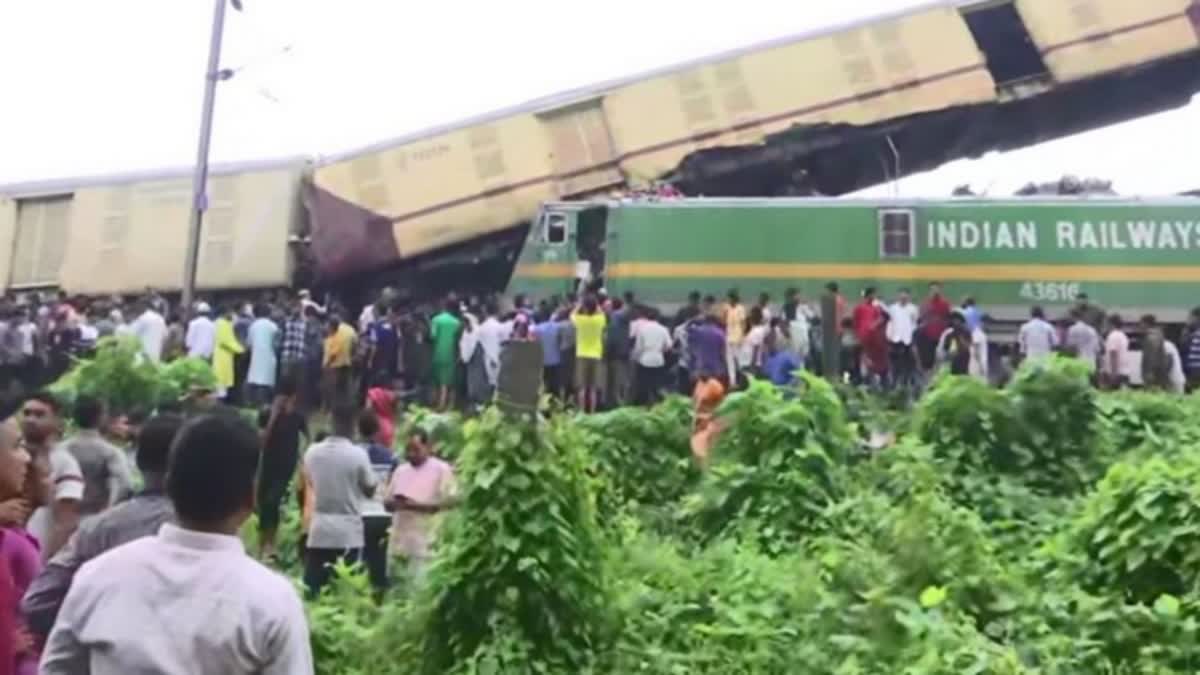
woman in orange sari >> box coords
[690,370,726,467]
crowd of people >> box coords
[5,278,1197,419]
[0,379,466,672]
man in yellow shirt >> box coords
[723,290,746,385]
[321,316,357,409]
[571,295,607,413]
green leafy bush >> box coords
[679,379,847,551]
[1098,392,1193,456]
[1057,452,1200,604]
[915,372,1024,472]
[50,337,215,413]
[1007,356,1104,492]
[415,410,611,674]
[577,397,697,526]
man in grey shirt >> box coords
[1066,308,1102,370]
[61,395,132,517]
[303,402,376,597]
[23,413,182,640]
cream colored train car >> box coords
[1018,0,1200,84]
[309,0,1200,281]
[0,157,308,296]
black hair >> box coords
[166,413,259,525]
[22,391,62,415]
[331,402,358,437]
[825,282,839,293]
[1108,313,1123,328]
[688,291,701,303]
[409,428,430,445]
[358,410,380,439]
[138,414,184,474]
[72,395,105,430]
[1031,306,1045,319]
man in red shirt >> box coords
[919,281,951,371]
[853,288,887,381]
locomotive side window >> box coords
[878,209,915,259]
[544,213,567,245]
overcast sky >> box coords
[0,0,1196,194]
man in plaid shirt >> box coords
[281,305,323,408]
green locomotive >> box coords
[507,197,1200,322]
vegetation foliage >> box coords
[58,345,1200,674]
[50,337,217,412]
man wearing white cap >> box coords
[186,302,216,359]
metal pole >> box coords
[182,0,231,313]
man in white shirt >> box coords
[1065,308,1102,370]
[303,403,376,598]
[477,302,512,387]
[186,302,216,359]
[630,307,672,405]
[1167,340,1187,394]
[129,299,168,363]
[1102,314,1130,388]
[969,320,990,383]
[41,412,313,675]
[886,289,920,391]
[1018,306,1058,361]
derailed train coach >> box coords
[307,0,1200,283]
[0,158,309,297]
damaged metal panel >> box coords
[603,4,996,187]
[675,49,1200,198]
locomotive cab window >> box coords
[543,213,567,245]
[878,209,915,259]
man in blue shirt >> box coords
[534,310,563,398]
[763,341,800,388]
[962,297,983,333]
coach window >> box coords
[544,213,567,245]
[878,209,915,259]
